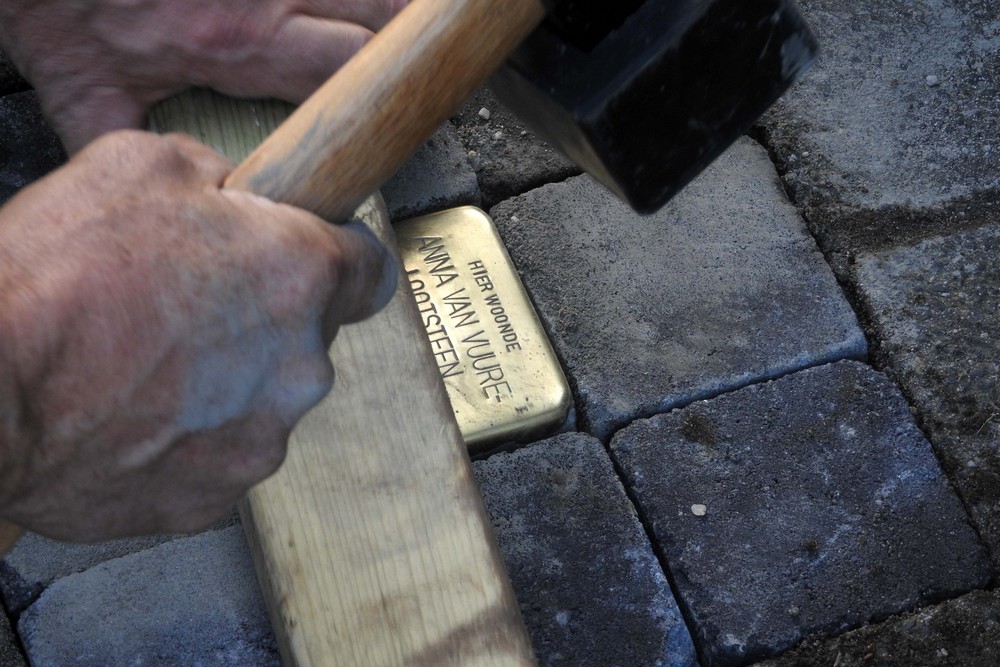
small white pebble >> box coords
[801,151,810,157]
[926,74,940,86]
[691,504,708,516]
[493,130,504,140]
[478,107,491,120]
[937,648,949,657]
[510,215,519,223]
[520,130,528,137]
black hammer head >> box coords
[490,0,818,213]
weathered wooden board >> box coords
[149,90,536,667]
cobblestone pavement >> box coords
[2,1,998,665]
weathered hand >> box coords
[0,0,409,152]
[0,130,397,541]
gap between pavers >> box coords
[473,432,698,667]
[610,360,993,667]
[17,525,278,667]
[852,221,1000,569]
[490,137,866,441]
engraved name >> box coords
[405,236,528,402]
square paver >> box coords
[17,526,277,667]
[611,361,993,667]
[758,0,1000,260]
[492,137,866,440]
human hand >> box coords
[0,0,409,153]
[0,130,397,541]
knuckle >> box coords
[241,438,290,486]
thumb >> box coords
[40,85,148,155]
[321,220,399,337]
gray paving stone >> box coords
[853,222,1000,566]
[0,612,25,667]
[1,513,237,614]
[452,87,581,209]
[491,137,866,440]
[473,432,697,667]
[0,91,65,205]
[382,124,480,221]
[18,526,278,667]
[753,590,1000,667]
[611,360,993,667]
[758,0,1000,262]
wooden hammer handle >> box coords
[0,518,20,556]
[227,0,546,219]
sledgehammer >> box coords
[0,0,814,554]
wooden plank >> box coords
[149,91,536,667]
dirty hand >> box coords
[0,131,397,541]
[0,0,409,152]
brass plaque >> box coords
[395,207,571,452]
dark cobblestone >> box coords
[474,433,698,667]
[753,590,1000,667]
[611,361,993,667]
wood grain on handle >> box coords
[226,0,546,221]
[0,518,20,556]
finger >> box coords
[39,85,148,155]
[220,15,374,102]
[267,343,335,427]
[322,220,399,328]
[161,133,235,185]
[295,0,409,32]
